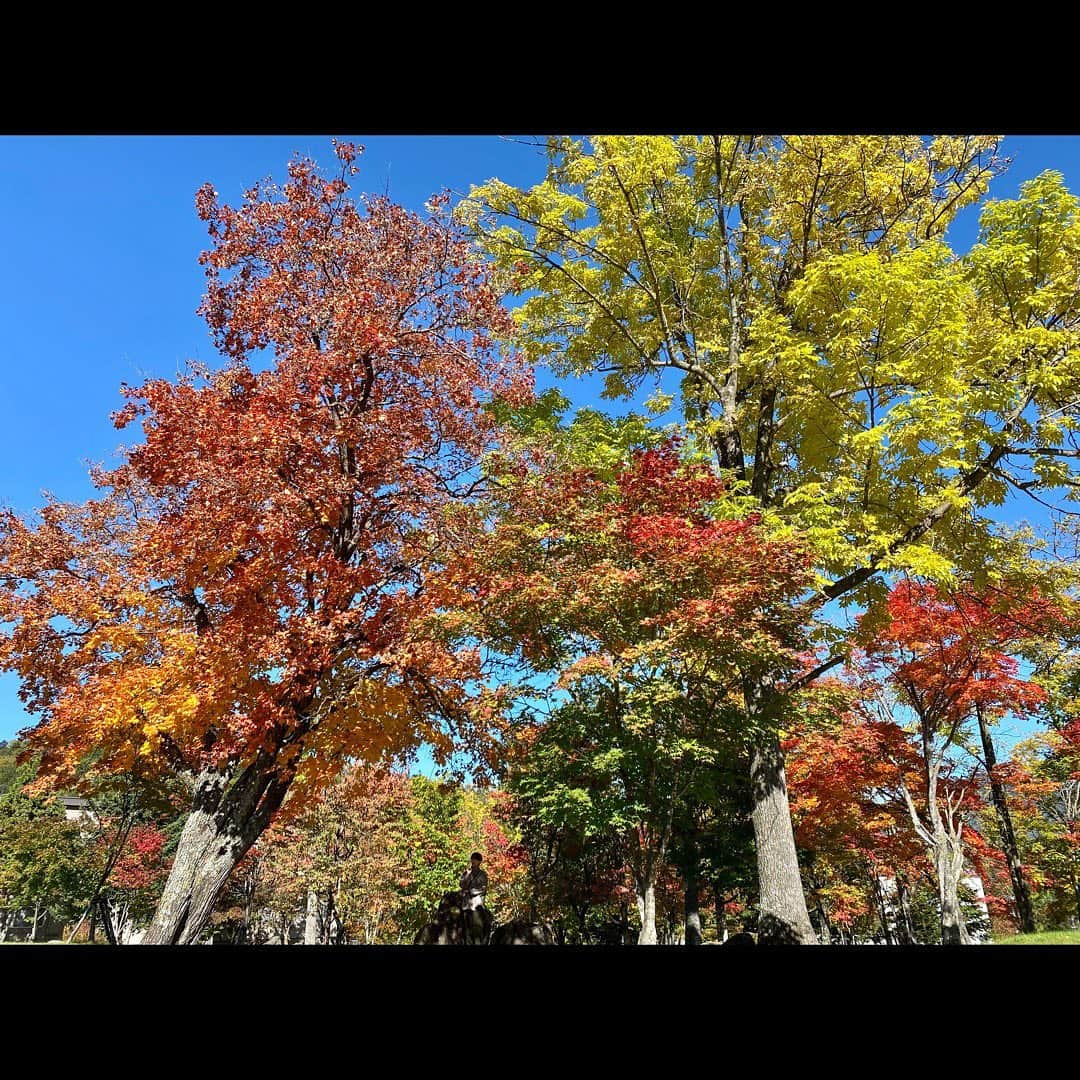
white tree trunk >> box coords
[304,888,320,945]
[636,880,657,945]
[936,836,973,945]
[901,776,973,946]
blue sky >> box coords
[1,134,1078,749]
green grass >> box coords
[994,928,1080,945]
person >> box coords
[460,852,488,911]
[458,852,490,945]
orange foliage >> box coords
[0,143,529,807]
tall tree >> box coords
[946,579,1071,933]
[462,135,1080,940]
[449,436,814,942]
[0,144,528,944]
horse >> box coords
[488,920,556,945]
[413,891,492,945]
[413,891,553,945]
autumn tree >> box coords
[71,768,186,944]
[860,580,1049,943]
[396,776,471,935]
[214,829,301,944]
[462,136,1080,941]
[95,823,169,942]
[944,581,1069,933]
[1003,722,1080,926]
[449,434,815,943]
[0,144,528,944]
[454,786,530,925]
[248,763,415,944]
[785,683,926,943]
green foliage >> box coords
[486,387,674,480]
[667,758,757,916]
[399,776,469,931]
[0,741,25,796]
[0,816,96,926]
[0,754,97,929]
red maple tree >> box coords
[0,143,529,943]
[785,683,925,941]
[858,579,1052,943]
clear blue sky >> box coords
[1,134,1078,747]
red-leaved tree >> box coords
[859,580,1049,943]
[0,144,529,944]
[785,683,925,943]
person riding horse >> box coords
[459,852,491,944]
[413,852,502,944]
[460,852,488,911]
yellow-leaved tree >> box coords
[461,136,1080,942]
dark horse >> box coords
[413,891,492,945]
[413,891,553,945]
[488,920,556,945]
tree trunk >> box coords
[31,901,40,943]
[304,888,320,945]
[635,877,657,945]
[936,837,972,946]
[684,865,702,946]
[870,869,895,945]
[749,725,817,944]
[901,766,973,946]
[805,864,834,944]
[98,898,118,945]
[241,883,253,945]
[812,894,833,944]
[143,813,239,945]
[143,759,293,945]
[817,906,833,944]
[320,889,332,945]
[113,901,131,945]
[321,886,343,945]
[975,704,1036,934]
[895,875,917,945]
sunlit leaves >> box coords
[464,136,1080,604]
[0,144,530,809]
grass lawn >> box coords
[994,929,1080,944]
